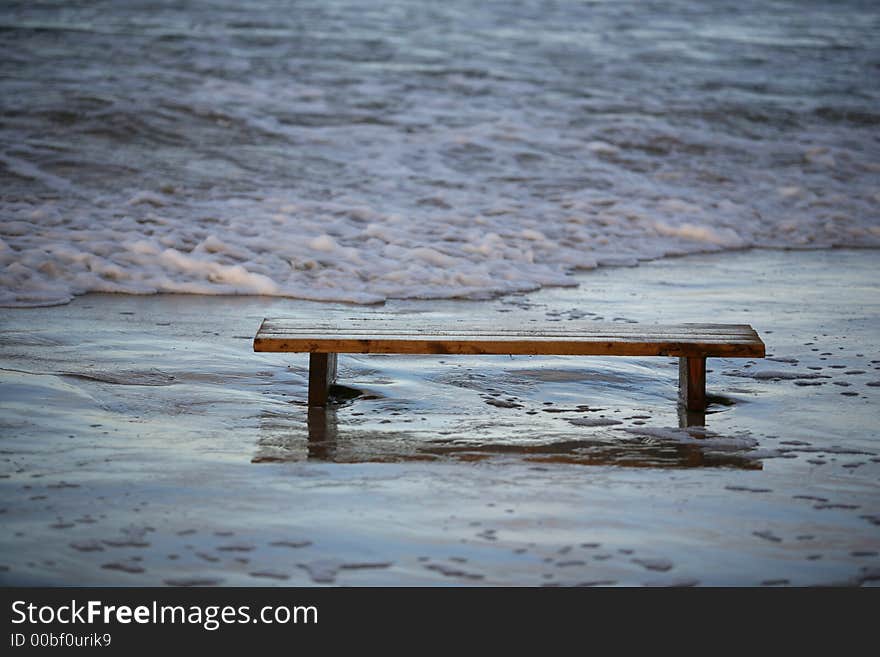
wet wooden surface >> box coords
[679,356,707,410]
[254,318,765,358]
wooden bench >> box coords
[253,318,765,412]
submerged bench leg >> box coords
[308,353,338,407]
[679,356,706,411]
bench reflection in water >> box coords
[252,407,761,470]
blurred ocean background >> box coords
[1,0,879,306]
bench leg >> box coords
[308,353,338,407]
[678,405,706,428]
[679,356,706,411]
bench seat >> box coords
[253,318,765,412]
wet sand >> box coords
[1,248,878,586]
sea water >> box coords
[1,249,878,585]
[1,0,879,306]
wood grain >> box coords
[254,318,765,359]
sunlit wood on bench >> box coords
[253,318,765,411]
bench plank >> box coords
[258,319,757,333]
[254,320,765,359]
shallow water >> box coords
[2,1,879,306]
[1,248,878,586]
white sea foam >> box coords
[1,174,877,307]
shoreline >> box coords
[4,244,880,311]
